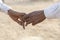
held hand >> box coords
[8,9,26,29]
[23,10,46,26]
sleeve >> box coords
[0,0,3,3]
[44,3,59,18]
[0,0,12,13]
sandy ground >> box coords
[0,1,60,40]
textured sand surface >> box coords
[0,1,60,40]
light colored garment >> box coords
[0,0,11,13]
[0,0,3,3]
[44,2,60,19]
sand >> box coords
[0,1,60,40]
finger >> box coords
[15,19,23,25]
[20,21,25,29]
[26,19,32,26]
[31,16,42,25]
[12,17,25,29]
[17,20,25,29]
[32,20,40,25]
[9,15,25,29]
[22,23,25,29]
[22,14,29,21]
[17,19,25,29]
[25,18,31,22]
[32,18,45,25]
[21,22,25,29]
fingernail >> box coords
[26,24,28,26]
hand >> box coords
[23,10,46,26]
[8,9,26,29]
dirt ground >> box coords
[0,1,60,40]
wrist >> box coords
[40,10,46,19]
[8,9,16,15]
[43,11,46,19]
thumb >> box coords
[18,18,25,29]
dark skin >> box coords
[23,10,46,26]
[8,9,46,29]
[8,9,26,29]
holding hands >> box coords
[23,10,46,26]
[8,10,46,29]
